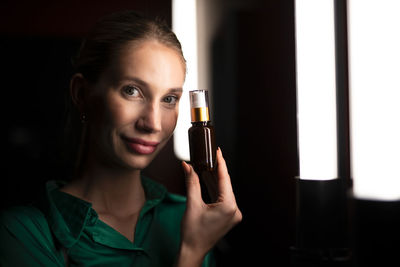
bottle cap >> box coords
[189,90,210,122]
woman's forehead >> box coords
[113,41,185,78]
[93,40,185,92]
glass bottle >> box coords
[188,90,217,202]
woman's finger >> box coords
[216,148,234,197]
[182,161,203,204]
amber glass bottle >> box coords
[188,90,217,202]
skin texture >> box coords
[63,39,242,266]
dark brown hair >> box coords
[73,10,186,82]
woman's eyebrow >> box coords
[169,88,183,93]
[121,76,149,87]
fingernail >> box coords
[182,161,191,176]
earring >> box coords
[80,113,88,123]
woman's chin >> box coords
[124,153,158,171]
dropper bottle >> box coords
[188,90,217,202]
[188,90,217,173]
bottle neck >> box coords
[191,120,211,126]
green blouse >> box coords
[0,177,214,267]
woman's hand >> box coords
[176,148,242,266]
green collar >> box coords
[44,176,168,249]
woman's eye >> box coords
[123,85,140,97]
[164,95,178,105]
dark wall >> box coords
[2,36,80,207]
[212,1,297,266]
[0,0,171,37]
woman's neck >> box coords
[61,162,146,218]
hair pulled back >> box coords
[73,10,186,83]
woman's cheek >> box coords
[107,98,135,126]
[163,111,179,136]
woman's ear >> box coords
[70,73,88,113]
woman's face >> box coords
[85,40,185,170]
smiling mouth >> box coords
[122,137,160,155]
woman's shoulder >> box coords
[0,205,52,242]
[0,205,64,266]
[1,205,46,227]
[155,191,187,225]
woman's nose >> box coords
[136,103,162,133]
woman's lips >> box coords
[122,137,160,155]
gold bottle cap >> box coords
[189,90,210,122]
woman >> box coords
[0,10,241,267]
